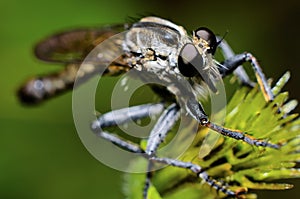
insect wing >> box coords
[34,24,126,64]
[18,24,130,105]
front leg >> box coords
[186,98,279,149]
[218,52,274,102]
[91,103,164,151]
[144,103,180,199]
[217,37,255,88]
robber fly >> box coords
[18,16,280,198]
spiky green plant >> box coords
[123,72,300,199]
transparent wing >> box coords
[18,25,130,105]
[34,24,126,64]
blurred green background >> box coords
[0,0,299,198]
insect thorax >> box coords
[123,17,187,74]
[122,17,218,99]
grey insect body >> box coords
[92,17,279,198]
[18,16,280,199]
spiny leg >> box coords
[186,98,280,149]
[150,156,240,197]
[90,101,277,197]
[216,37,274,102]
[91,102,180,198]
[100,131,144,152]
[145,103,180,156]
[218,52,274,102]
[217,37,255,88]
[144,103,180,198]
[143,161,154,199]
[217,44,284,115]
[92,121,239,197]
[91,103,164,151]
[213,39,282,145]
[204,121,280,149]
[91,103,164,129]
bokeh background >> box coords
[0,0,299,198]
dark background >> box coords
[0,0,299,198]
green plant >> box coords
[124,72,300,199]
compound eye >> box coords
[194,27,217,54]
[178,43,204,77]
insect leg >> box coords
[91,103,164,129]
[203,122,280,149]
[143,103,180,198]
[90,131,240,197]
[92,102,242,197]
[218,52,274,101]
[145,103,180,156]
[217,38,255,87]
[150,156,239,196]
[186,98,279,149]
[91,103,164,151]
[143,161,154,199]
[98,131,143,153]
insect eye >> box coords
[194,27,217,54]
[177,43,204,77]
